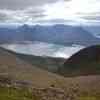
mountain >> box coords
[0,47,100,99]
[0,24,100,45]
[83,25,100,38]
[58,45,100,76]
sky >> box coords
[0,0,100,25]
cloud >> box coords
[36,19,79,25]
[0,7,46,23]
[0,0,59,10]
[68,0,100,25]
[0,0,61,23]
[0,0,100,25]
[0,12,9,22]
[42,0,100,25]
[1,41,84,58]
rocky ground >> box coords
[0,77,75,100]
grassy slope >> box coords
[0,86,34,100]
[0,47,65,73]
[0,47,100,99]
[0,75,100,100]
[14,53,65,73]
[0,47,65,88]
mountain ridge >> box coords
[0,24,100,46]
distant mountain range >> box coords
[0,24,100,46]
[83,25,100,37]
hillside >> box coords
[1,48,65,73]
[0,47,100,99]
[0,47,69,99]
[14,53,65,73]
[0,47,66,87]
[58,45,100,76]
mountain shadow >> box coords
[58,45,100,77]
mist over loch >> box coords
[1,41,84,58]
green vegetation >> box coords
[0,86,40,100]
[78,96,99,100]
[2,47,65,73]
[15,53,65,73]
[78,94,100,100]
[0,86,100,100]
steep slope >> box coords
[13,53,65,73]
[0,46,65,73]
[58,45,100,76]
[0,47,70,100]
[0,47,66,87]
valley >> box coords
[0,24,100,100]
[0,46,100,100]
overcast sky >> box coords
[0,0,100,25]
